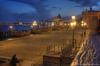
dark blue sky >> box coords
[0,0,100,22]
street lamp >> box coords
[51,22,55,27]
[81,20,87,37]
[81,20,87,27]
[72,16,76,20]
[9,25,13,29]
[70,21,76,28]
[70,16,77,48]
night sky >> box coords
[0,0,100,22]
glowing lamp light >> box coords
[9,25,13,29]
[70,22,76,28]
[51,22,54,26]
[81,20,87,27]
[32,21,38,26]
[84,23,87,26]
[70,16,77,28]
[71,16,76,20]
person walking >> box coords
[10,54,19,66]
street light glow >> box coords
[9,25,13,29]
[32,20,38,26]
[70,16,77,49]
[81,20,87,27]
[70,16,77,28]
[84,23,87,26]
[81,20,84,23]
[71,16,76,20]
[70,21,76,28]
[51,22,54,26]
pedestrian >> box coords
[10,54,19,66]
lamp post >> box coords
[9,25,13,32]
[9,25,13,29]
[9,25,13,37]
[70,16,76,48]
[81,20,87,28]
[51,22,55,27]
[81,20,87,37]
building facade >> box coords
[82,9,100,30]
[52,14,67,30]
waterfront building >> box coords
[52,14,67,30]
[82,8,100,31]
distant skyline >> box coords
[0,0,100,22]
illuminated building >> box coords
[52,14,66,30]
[82,8,100,30]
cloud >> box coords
[67,0,99,7]
[0,0,38,22]
[0,0,50,22]
[0,1,37,14]
[9,0,50,19]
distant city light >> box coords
[70,21,76,28]
[51,22,54,26]
[70,16,77,28]
[71,16,76,20]
[32,20,38,26]
[9,25,13,29]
